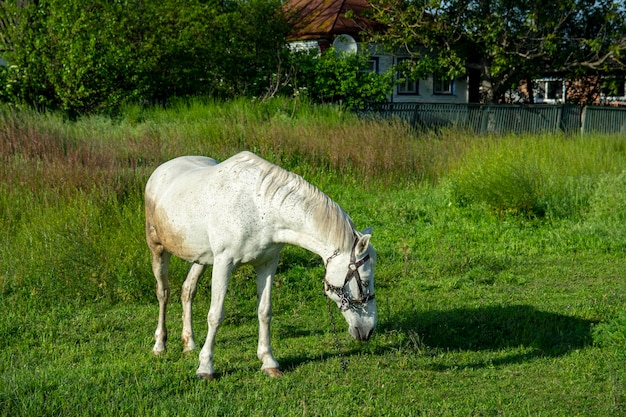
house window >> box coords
[546,80,562,100]
[396,58,419,95]
[362,57,379,73]
[534,79,563,103]
[433,75,454,95]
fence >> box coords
[581,106,626,135]
[359,103,626,135]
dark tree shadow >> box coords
[278,304,596,373]
[378,304,596,369]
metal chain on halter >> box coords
[326,296,349,371]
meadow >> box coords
[1,98,625,416]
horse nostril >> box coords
[360,328,373,342]
[358,327,373,342]
[350,326,374,341]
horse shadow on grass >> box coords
[279,304,596,373]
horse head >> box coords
[323,228,377,341]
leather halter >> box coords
[323,235,374,311]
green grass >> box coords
[1,99,625,416]
[446,134,626,217]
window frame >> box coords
[433,74,454,95]
[396,58,419,96]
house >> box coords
[283,0,471,104]
[512,76,626,106]
[532,78,567,104]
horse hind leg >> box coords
[181,263,206,353]
[151,247,172,356]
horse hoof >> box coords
[263,368,283,378]
[182,338,196,354]
[152,349,165,356]
[196,372,214,381]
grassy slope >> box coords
[0,100,625,416]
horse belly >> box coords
[151,205,215,264]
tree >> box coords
[367,0,626,103]
[287,48,395,109]
[0,0,290,115]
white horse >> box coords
[145,151,376,379]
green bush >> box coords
[447,135,626,218]
[0,0,289,116]
[288,47,395,109]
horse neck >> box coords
[256,166,354,260]
[275,226,338,261]
[272,200,352,262]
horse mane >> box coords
[235,152,355,250]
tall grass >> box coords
[121,97,469,185]
[446,134,626,218]
[2,99,626,303]
[2,98,460,196]
[0,98,460,306]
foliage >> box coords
[287,48,395,109]
[0,0,290,116]
[0,0,393,114]
[367,0,626,103]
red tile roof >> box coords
[283,0,379,41]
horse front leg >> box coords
[196,260,233,380]
[181,263,207,353]
[255,257,282,377]
[151,249,171,355]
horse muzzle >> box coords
[349,325,375,341]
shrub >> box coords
[0,0,289,116]
[288,47,395,109]
[446,135,626,218]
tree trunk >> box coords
[527,77,534,104]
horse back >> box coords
[145,153,277,265]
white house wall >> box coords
[286,40,470,104]
[373,49,469,103]
[287,40,321,54]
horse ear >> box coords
[356,228,373,255]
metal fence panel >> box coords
[582,106,626,135]
[359,103,593,135]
